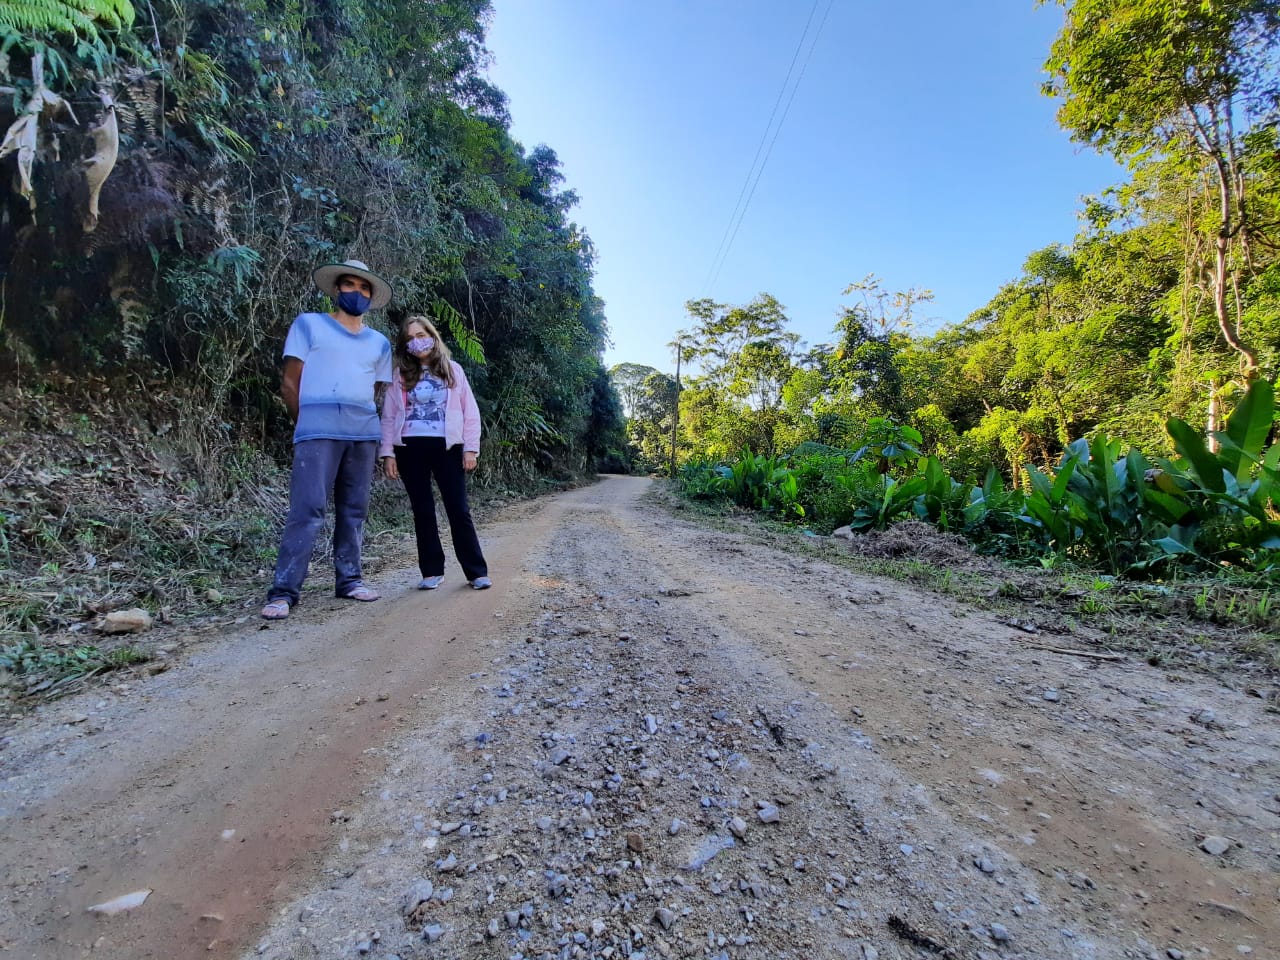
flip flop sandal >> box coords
[340,585,380,602]
[261,599,291,620]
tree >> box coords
[609,362,660,418]
[828,275,934,420]
[677,294,800,456]
[680,294,795,391]
[1044,0,1280,380]
[628,371,678,468]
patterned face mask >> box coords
[406,336,435,357]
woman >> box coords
[380,315,491,590]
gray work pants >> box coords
[267,438,377,605]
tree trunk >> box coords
[1211,156,1258,379]
[1206,379,1220,453]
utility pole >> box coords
[669,339,682,478]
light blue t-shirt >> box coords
[283,312,392,443]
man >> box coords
[261,259,394,620]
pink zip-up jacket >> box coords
[379,361,481,457]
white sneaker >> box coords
[418,576,444,590]
[470,576,492,590]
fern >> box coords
[432,298,486,364]
[114,68,161,141]
[0,0,135,40]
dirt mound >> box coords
[839,518,994,568]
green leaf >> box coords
[1221,379,1274,481]
[1152,537,1194,555]
[1166,417,1226,493]
[432,299,486,365]
[1143,489,1190,522]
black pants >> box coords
[394,437,487,580]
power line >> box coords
[701,0,822,295]
[703,0,835,295]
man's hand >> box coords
[281,357,303,423]
[463,452,478,472]
[382,456,399,480]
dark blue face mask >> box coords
[336,289,372,316]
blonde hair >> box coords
[395,315,456,390]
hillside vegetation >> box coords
[1,0,626,666]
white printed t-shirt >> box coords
[402,373,450,438]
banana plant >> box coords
[1058,435,1152,573]
[915,455,984,532]
[1021,457,1081,553]
[1151,380,1280,564]
[847,473,928,531]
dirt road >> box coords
[1,476,1276,959]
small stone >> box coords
[975,857,997,874]
[1042,689,1060,702]
[401,879,434,916]
[422,924,444,943]
[990,923,1010,942]
[626,832,644,853]
[100,609,152,634]
[1199,836,1232,856]
[1190,708,1217,727]
[505,910,521,929]
[757,804,780,824]
[654,907,675,930]
[86,890,151,914]
[645,714,658,735]
[669,818,682,835]
[356,940,373,954]
[486,918,499,939]
[728,816,748,839]
[547,873,570,898]
[591,919,607,937]
[1167,950,1185,960]
[205,589,224,603]
[549,747,571,765]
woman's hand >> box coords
[382,456,399,480]
[463,452,478,473]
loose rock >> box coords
[1199,835,1232,856]
[99,609,152,634]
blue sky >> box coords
[484,1,1125,375]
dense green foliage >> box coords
[680,382,1279,577]
[1,0,625,484]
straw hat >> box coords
[312,259,393,310]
